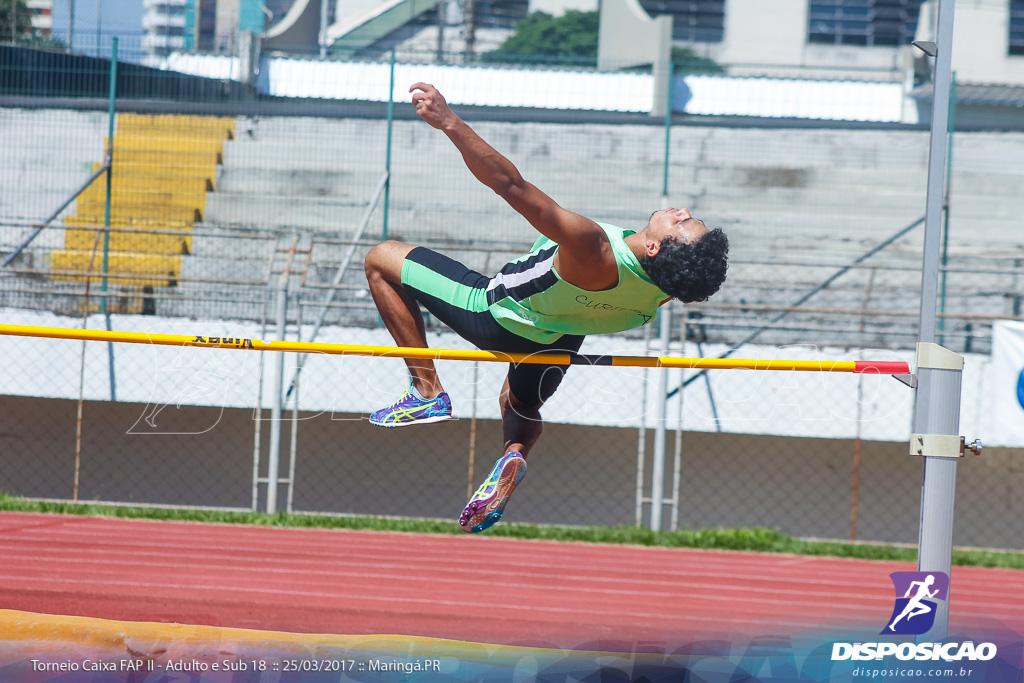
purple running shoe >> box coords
[369,386,452,428]
[459,451,527,533]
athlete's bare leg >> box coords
[499,376,543,457]
[458,376,537,532]
[364,240,442,399]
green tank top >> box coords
[486,222,667,343]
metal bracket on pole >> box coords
[912,40,937,57]
[892,343,962,390]
[916,341,964,371]
[892,373,917,389]
[910,433,958,458]
[908,343,972,459]
[909,433,982,458]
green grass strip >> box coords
[1,493,1021,569]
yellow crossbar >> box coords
[0,324,911,374]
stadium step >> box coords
[92,162,217,188]
[62,215,194,230]
[63,228,192,254]
[83,172,213,195]
[107,135,225,157]
[49,249,182,287]
[117,113,235,139]
[110,148,223,166]
[72,201,202,223]
[55,114,235,294]
[78,186,209,209]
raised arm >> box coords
[410,83,617,288]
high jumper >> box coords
[363,83,730,533]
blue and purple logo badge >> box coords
[1016,368,1024,411]
[881,571,949,635]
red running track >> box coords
[1,511,1022,650]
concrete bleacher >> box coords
[3,109,1023,349]
[204,117,387,233]
[205,116,1024,253]
[49,114,234,290]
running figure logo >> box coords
[882,571,949,635]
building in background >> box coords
[807,0,925,47]
[143,0,188,64]
[637,0,725,42]
[187,0,217,51]
[633,0,928,79]
[152,0,1024,108]
[26,0,53,37]
[1013,0,1024,55]
[214,0,290,53]
[526,0,1024,87]
[523,0,923,75]
[255,0,530,59]
[144,0,285,63]
[367,0,529,58]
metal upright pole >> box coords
[635,322,651,527]
[662,60,673,198]
[436,0,446,62]
[651,68,675,532]
[917,4,955,345]
[938,72,957,348]
[264,236,297,515]
[319,0,329,58]
[649,64,674,532]
[463,0,475,60]
[914,344,963,642]
[649,305,672,531]
[914,0,959,642]
[266,281,287,515]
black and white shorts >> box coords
[400,246,584,407]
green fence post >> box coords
[102,37,118,401]
[383,49,396,240]
[101,37,117,315]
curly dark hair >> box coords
[638,228,729,303]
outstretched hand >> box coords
[410,82,457,130]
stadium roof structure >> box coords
[910,82,1024,108]
[163,53,910,123]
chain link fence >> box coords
[1,44,1022,549]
